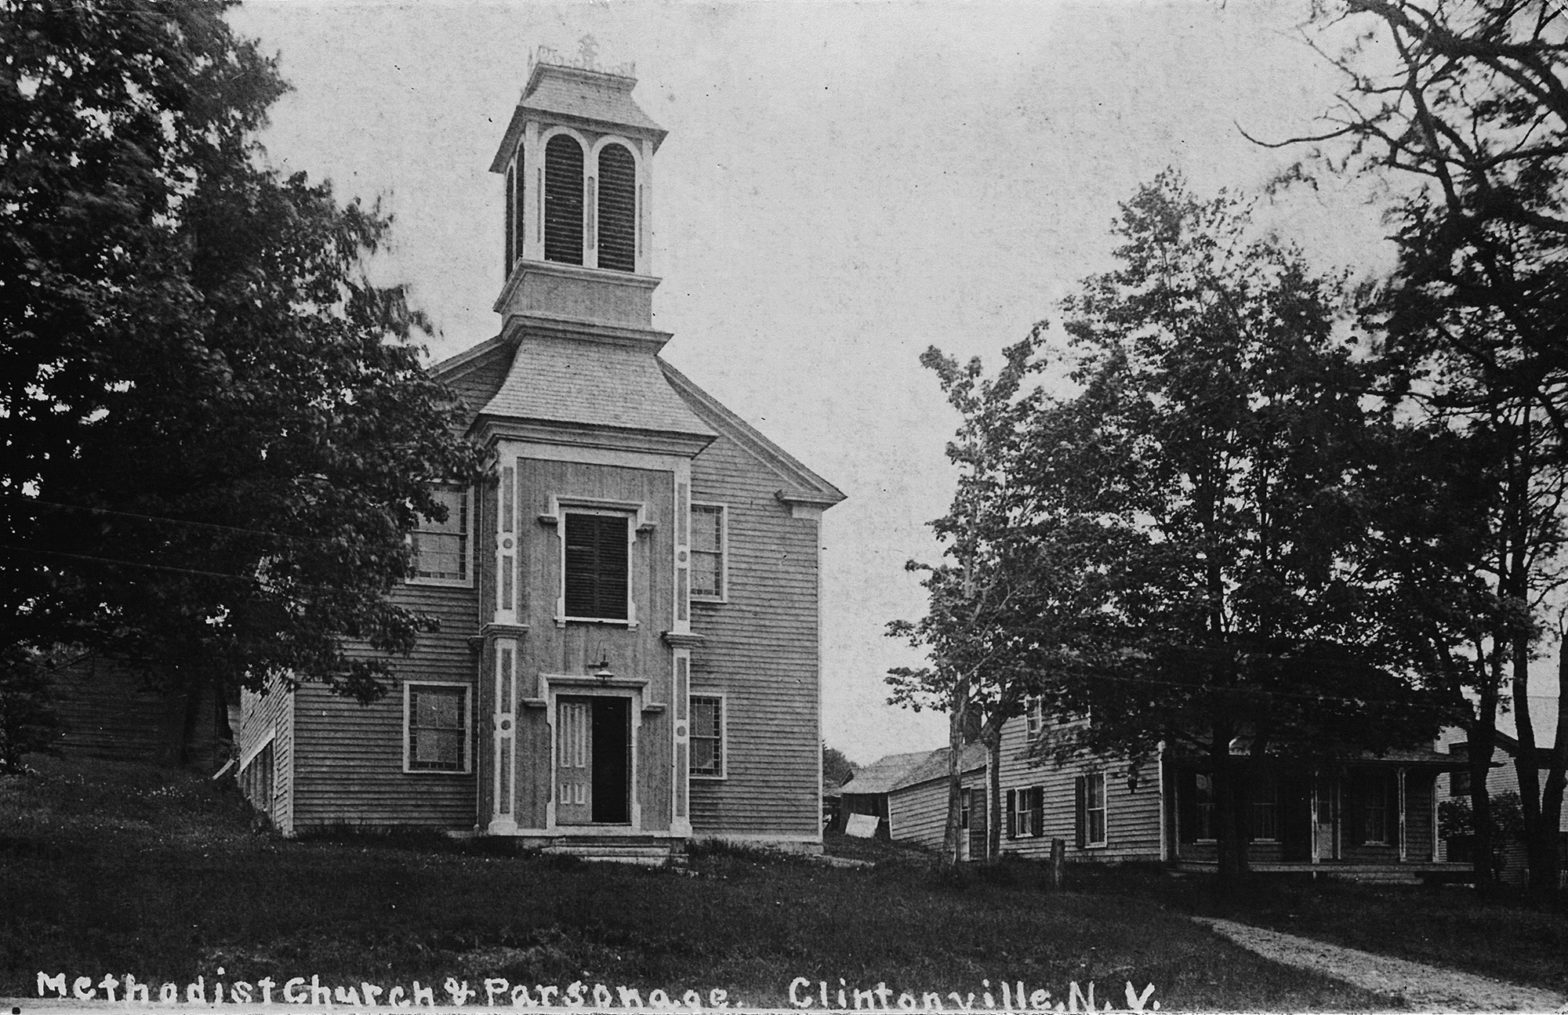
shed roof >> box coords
[893,743,988,791]
[835,751,934,797]
[838,744,988,797]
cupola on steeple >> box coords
[490,42,667,333]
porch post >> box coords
[1396,766,1407,863]
[1431,778,1440,861]
[1309,768,1319,865]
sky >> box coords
[228,0,1544,765]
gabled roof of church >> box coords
[476,334,715,439]
[428,337,843,505]
[660,360,845,506]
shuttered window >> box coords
[544,134,584,265]
[406,683,469,773]
[563,512,629,620]
[597,143,636,272]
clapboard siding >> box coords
[991,718,1164,863]
[290,576,480,830]
[291,679,476,829]
[238,678,295,831]
[51,654,225,767]
[685,430,822,838]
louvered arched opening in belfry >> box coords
[596,143,637,273]
[544,134,584,265]
[510,145,525,273]
[504,163,515,277]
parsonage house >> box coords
[883,703,1469,877]
[235,57,843,861]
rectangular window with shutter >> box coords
[404,682,470,773]
[563,511,630,621]
[1013,787,1035,839]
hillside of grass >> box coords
[0,756,1400,1011]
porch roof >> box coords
[1173,743,1465,769]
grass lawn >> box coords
[0,757,1413,1011]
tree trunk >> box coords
[942,687,968,867]
[1470,665,1501,888]
[1525,636,1568,896]
[987,729,1002,861]
[1210,730,1249,884]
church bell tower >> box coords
[489,44,666,336]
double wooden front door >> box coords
[555,695,631,825]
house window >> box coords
[1449,745,1471,797]
[959,788,971,830]
[412,488,470,584]
[563,511,629,621]
[1025,695,1044,738]
[1194,771,1216,840]
[1008,787,1043,838]
[1250,773,1279,841]
[690,695,724,778]
[404,683,470,773]
[1085,772,1107,846]
[1360,771,1393,844]
[691,503,726,599]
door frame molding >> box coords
[543,674,643,832]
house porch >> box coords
[1167,755,1467,873]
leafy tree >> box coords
[822,743,859,789]
[0,0,479,764]
[1287,0,1568,891]
[888,336,1050,865]
[0,646,65,773]
[1016,171,1446,880]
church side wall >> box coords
[687,433,823,843]
[288,581,480,831]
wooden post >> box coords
[1050,837,1066,891]
[1397,767,1407,863]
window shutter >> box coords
[1005,789,1016,839]
[597,144,636,272]
[564,514,628,620]
[1074,776,1087,849]
[544,134,584,265]
[1031,787,1044,837]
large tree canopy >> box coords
[1287,0,1568,892]
[0,0,479,734]
[894,170,1449,879]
